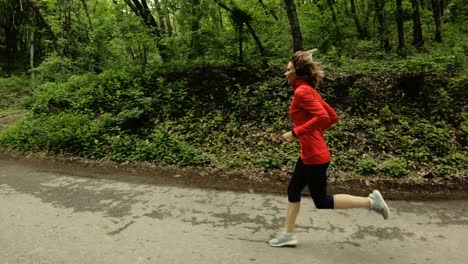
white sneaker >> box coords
[369,190,390,219]
[268,232,298,247]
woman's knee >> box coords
[312,195,334,209]
[288,192,301,203]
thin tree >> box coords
[375,0,390,52]
[216,1,268,66]
[326,0,337,23]
[411,0,424,49]
[162,0,173,36]
[154,0,167,34]
[395,0,406,56]
[122,0,170,61]
[284,0,303,51]
[29,0,59,51]
[431,0,442,42]
[3,0,21,73]
[190,0,201,58]
[258,0,278,21]
[80,0,93,31]
[28,29,35,90]
[350,0,368,39]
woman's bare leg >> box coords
[333,194,370,209]
[284,202,301,233]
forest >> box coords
[0,0,467,179]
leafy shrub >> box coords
[253,147,283,169]
[1,64,466,177]
[34,54,83,83]
[440,153,468,170]
[380,158,409,178]
[427,88,454,121]
[460,116,468,147]
[347,87,366,114]
[409,121,456,156]
[355,154,378,175]
[0,112,103,155]
[0,75,31,109]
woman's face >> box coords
[285,62,295,86]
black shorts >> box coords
[287,158,334,209]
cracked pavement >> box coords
[1,158,467,264]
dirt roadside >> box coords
[1,149,466,201]
[1,113,467,201]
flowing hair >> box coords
[291,49,325,87]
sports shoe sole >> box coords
[268,238,298,247]
[373,190,390,220]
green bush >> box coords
[1,64,466,176]
[0,75,31,109]
[427,88,454,121]
[380,158,409,178]
[0,112,103,155]
[355,154,378,175]
[461,120,468,147]
[252,147,284,169]
[409,121,456,157]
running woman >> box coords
[268,50,390,247]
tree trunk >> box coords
[61,0,73,58]
[140,0,159,32]
[431,0,442,42]
[29,30,35,90]
[395,0,406,56]
[326,0,337,22]
[219,9,223,30]
[411,0,424,48]
[350,0,368,39]
[375,0,390,52]
[124,0,160,35]
[29,0,59,52]
[258,0,279,21]
[154,0,167,34]
[162,0,173,36]
[239,25,243,64]
[440,0,444,16]
[80,0,93,30]
[5,7,19,74]
[245,22,268,67]
[190,0,201,58]
[216,2,267,65]
[284,0,303,52]
[122,0,171,61]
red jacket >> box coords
[290,80,339,165]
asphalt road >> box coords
[1,158,467,264]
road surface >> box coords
[1,158,467,264]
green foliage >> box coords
[346,87,366,114]
[33,55,83,83]
[409,121,456,157]
[380,158,409,178]
[427,88,454,122]
[253,147,283,169]
[1,57,466,177]
[355,154,378,175]
[106,128,211,165]
[0,111,210,166]
[0,75,31,109]
[0,112,103,155]
[460,112,468,147]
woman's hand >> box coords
[282,131,295,142]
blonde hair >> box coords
[291,49,324,87]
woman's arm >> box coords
[321,99,339,131]
[293,88,330,137]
